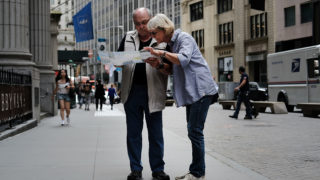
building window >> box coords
[301,3,312,23]
[218,0,232,14]
[174,0,181,28]
[192,29,204,49]
[219,22,233,45]
[65,36,67,41]
[190,1,203,22]
[159,0,165,13]
[250,13,267,39]
[285,6,295,27]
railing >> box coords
[0,69,32,132]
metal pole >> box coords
[80,64,82,83]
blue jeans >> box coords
[58,93,71,102]
[186,95,213,178]
[233,91,252,118]
[124,84,165,173]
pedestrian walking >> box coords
[229,66,254,120]
[52,69,74,126]
[76,82,84,109]
[95,80,105,111]
[84,80,92,111]
[144,14,219,180]
[118,8,171,180]
[78,82,85,109]
[107,84,116,110]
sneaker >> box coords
[229,115,238,119]
[61,120,65,126]
[244,116,253,120]
[127,171,142,180]
[152,171,170,180]
[67,117,70,124]
[175,173,204,180]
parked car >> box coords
[234,82,268,101]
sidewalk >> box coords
[0,104,269,180]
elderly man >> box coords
[117,8,171,180]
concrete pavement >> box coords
[0,104,269,180]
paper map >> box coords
[98,51,156,65]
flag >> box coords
[73,2,94,42]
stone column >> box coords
[29,0,55,116]
[0,0,33,65]
[0,0,40,121]
[50,12,62,116]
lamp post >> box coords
[73,63,77,83]
[68,59,73,78]
[81,57,89,83]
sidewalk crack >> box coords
[92,126,101,180]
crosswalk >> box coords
[94,106,125,117]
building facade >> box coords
[74,0,181,83]
[181,0,274,86]
[274,0,315,52]
[50,0,76,51]
[0,0,56,122]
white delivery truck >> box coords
[267,45,320,112]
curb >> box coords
[0,113,51,141]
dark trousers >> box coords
[124,84,165,172]
[186,95,213,178]
[233,91,252,118]
[95,97,103,110]
[109,96,114,107]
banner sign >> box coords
[73,2,94,42]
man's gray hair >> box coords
[132,7,152,19]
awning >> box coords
[58,50,88,64]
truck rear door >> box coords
[307,57,320,102]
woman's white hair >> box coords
[147,14,175,36]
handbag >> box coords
[68,88,75,98]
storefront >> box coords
[246,42,268,87]
[217,49,234,82]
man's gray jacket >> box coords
[120,30,168,113]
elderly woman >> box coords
[144,14,219,180]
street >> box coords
[0,103,319,180]
[163,104,320,180]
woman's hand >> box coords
[145,57,161,68]
[144,47,163,57]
